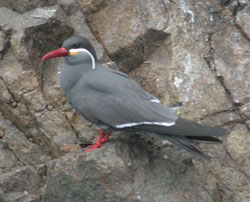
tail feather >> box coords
[134,118,227,137]
[187,136,222,143]
[156,133,210,159]
[130,118,227,159]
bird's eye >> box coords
[73,43,81,48]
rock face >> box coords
[0,0,249,202]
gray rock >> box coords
[77,0,169,71]
[0,0,9,8]
[0,165,45,202]
[0,31,6,52]
[226,124,250,176]
[4,0,57,14]
[246,120,250,128]
[129,0,234,122]
[129,39,232,121]
[12,5,73,69]
[212,25,250,104]
[240,102,250,118]
[0,7,18,27]
[0,141,17,174]
[57,0,80,16]
[43,133,220,202]
[0,49,74,157]
[75,0,107,15]
[236,4,250,39]
[0,6,77,157]
[0,112,50,169]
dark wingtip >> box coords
[187,136,223,143]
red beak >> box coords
[42,47,69,60]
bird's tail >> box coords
[155,133,222,159]
[134,118,227,159]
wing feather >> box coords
[70,90,177,128]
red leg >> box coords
[85,130,111,152]
[101,131,111,143]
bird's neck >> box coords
[60,63,88,98]
[60,55,98,98]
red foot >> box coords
[85,130,111,152]
[101,132,110,143]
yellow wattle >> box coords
[69,52,79,55]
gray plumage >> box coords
[64,63,177,128]
[44,36,227,158]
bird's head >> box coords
[42,36,97,68]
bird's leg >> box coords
[85,130,111,152]
[101,131,111,143]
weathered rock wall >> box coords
[0,0,249,201]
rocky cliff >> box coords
[0,0,249,201]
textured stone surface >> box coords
[0,31,7,53]
[43,133,225,202]
[0,165,46,202]
[236,4,250,38]
[0,112,50,168]
[0,0,249,201]
[0,6,76,158]
[4,0,57,14]
[226,124,250,176]
[129,0,234,122]
[212,25,250,104]
[77,0,169,71]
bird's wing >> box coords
[108,68,160,102]
[70,89,178,128]
[83,64,161,103]
[69,64,178,127]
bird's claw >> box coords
[85,130,111,152]
[85,145,100,152]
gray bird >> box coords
[42,36,227,157]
